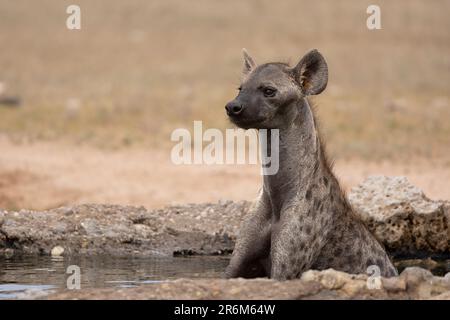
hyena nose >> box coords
[225,102,243,116]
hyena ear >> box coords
[242,48,256,76]
[292,49,328,95]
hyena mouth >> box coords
[229,115,267,129]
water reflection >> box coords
[0,255,230,299]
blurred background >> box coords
[0,0,449,210]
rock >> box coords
[43,267,450,300]
[50,246,65,257]
[432,291,450,300]
[80,219,101,236]
[0,203,241,256]
[349,176,450,255]
[394,258,448,276]
[4,248,15,258]
[0,96,21,107]
[0,83,21,108]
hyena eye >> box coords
[262,87,277,97]
[237,86,242,91]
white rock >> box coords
[51,246,65,257]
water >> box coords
[0,255,448,299]
[0,255,230,299]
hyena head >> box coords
[225,49,328,129]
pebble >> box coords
[4,248,14,258]
[51,246,65,257]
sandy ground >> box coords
[0,137,449,211]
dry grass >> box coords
[0,0,449,160]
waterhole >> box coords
[0,255,448,299]
[0,255,229,299]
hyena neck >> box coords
[261,98,341,218]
